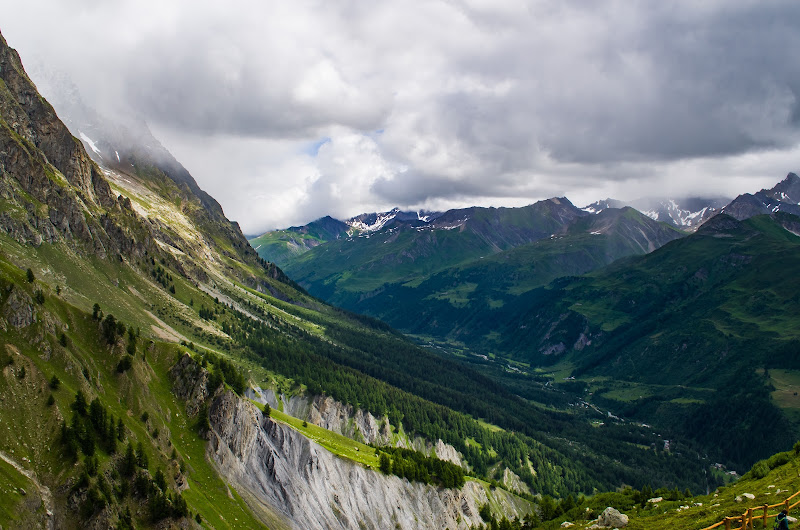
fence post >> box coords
[725,516,731,530]
[786,499,790,512]
[762,504,768,529]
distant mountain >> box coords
[251,199,686,346]
[249,208,449,265]
[583,196,729,231]
[343,207,685,343]
[276,198,589,300]
[722,172,800,220]
[349,207,445,232]
[249,215,351,265]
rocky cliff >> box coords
[207,390,532,530]
[247,386,465,467]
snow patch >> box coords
[79,131,102,156]
[640,209,658,221]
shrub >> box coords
[767,452,791,469]
[116,356,133,373]
[748,460,770,479]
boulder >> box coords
[597,506,628,528]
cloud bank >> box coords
[4,0,800,233]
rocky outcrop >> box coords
[208,391,531,530]
[0,34,114,209]
[169,353,210,417]
[248,387,465,467]
[2,285,35,328]
[501,467,531,496]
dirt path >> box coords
[0,451,54,529]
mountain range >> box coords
[5,27,800,529]
[251,172,800,474]
[0,30,736,529]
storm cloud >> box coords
[4,0,800,233]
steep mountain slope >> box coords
[0,31,715,528]
[497,212,800,469]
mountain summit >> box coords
[722,172,800,220]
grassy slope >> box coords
[539,447,800,530]
[0,245,267,528]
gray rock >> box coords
[597,506,628,528]
[208,391,531,530]
[3,287,35,328]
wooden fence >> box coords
[700,490,800,529]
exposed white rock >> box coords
[208,391,531,530]
[501,467,531,495]
[248,387,464,467]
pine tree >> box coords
[122,442,136,476]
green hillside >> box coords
[493,213,800,471]
[248,215,349,265]
[343,207,684,345]
[496,443,800,530]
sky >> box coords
[4,0,800,234]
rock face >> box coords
[208,391,531,530]
[247,387,464,466]
[0,35,115,210]
[169,354,211,417]
[2,286,35,328]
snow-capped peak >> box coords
[347,208,401,233]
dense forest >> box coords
[194,291,714,497]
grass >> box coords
[534,448,800,530]
[768,369,800,410]
[0,454,46,528]
[427,282,478,308]
[256,403,380,470]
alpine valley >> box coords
[2,28,800,530]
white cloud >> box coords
[3,0,800,233]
